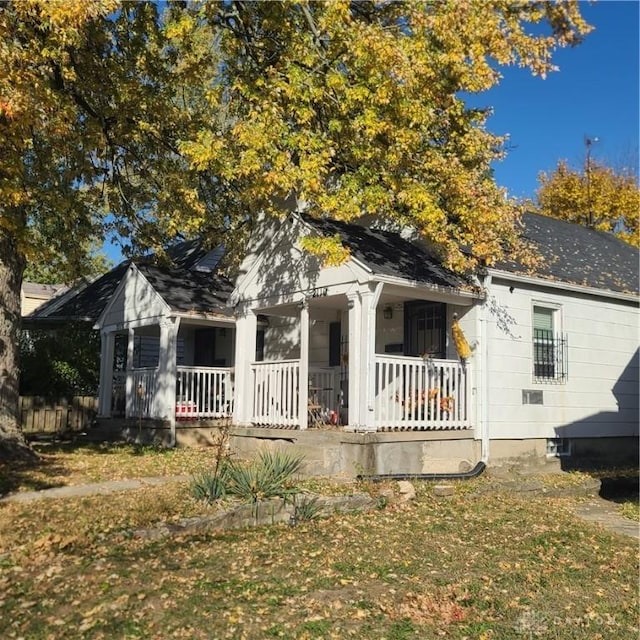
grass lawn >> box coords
[0,445,638,639]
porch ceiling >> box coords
[257,293,349,317]
[378,283,476,306]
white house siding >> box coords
[101,266,169,329]
[487,277,639,440]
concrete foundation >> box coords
[89,419,638,477]
[488,437,639,470]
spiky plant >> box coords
[226,450,305,504]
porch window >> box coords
[404,301,446,359]
[533,306,567,382]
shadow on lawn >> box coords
[0,439,161,496]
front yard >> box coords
[0,444,638,639]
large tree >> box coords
[537,159,640,247]
[0,0,590,458]
[0,1,214,459]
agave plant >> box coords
[189,461,230,504]
[226,450,305,504]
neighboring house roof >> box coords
[27,262,130,322]
[27,239,232,323]
[494,212,639,295]
[301,214,472,291]
[21,281,68,316]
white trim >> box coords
[371,274,480,302]
[489,269,639,304]
[94,263,172,331]
[174,312,235,325]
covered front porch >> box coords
[233,282,477,432]
[94,259,236,429]
[99,319,236,423]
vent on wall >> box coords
[522,389,543,405]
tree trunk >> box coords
[0,231,37,462]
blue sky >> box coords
[103,1,639,263]
[479,0,639,201]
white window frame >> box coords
[532,302,566,383]
[546,438,571,458]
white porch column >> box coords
[97,331,115,417]
[233,309,257,426]
[125,328,135,418]
[347,293,362,429]
[299,300,309,430]
[157,317,180,420]
[359,283,383,432]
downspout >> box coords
[357,275,492,482]
[479,272,492,467]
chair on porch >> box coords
[308,386,325,427]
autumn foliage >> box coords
[537,160,640,247]
[0,1,592,444]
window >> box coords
[404,301,446,358]
[546,438,571,457]
[532,305,567,382]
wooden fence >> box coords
[19,396,98,435]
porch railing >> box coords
[176,366,234,419]
[251,362,340,427]
[131,367,157,419]
[374,355,471,430]
[252,360,300,427]
[113,366,233,420]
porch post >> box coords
[125,328,135,418]
[97,330,115,417]
[157,318,180,438]
[233,309,257,425]
[359,283,382,432]
[299,300,309,430]
[346,293,362,429]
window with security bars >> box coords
[533,306,567,382]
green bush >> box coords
[20,322,100,398]
[190,466,229,504]
[190,450,305,506]
[226,450,305,503]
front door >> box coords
[404,301,446,359]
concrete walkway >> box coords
[2,474,637,540]
[572,498,639,540]
[0,475,189,504]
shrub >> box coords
[190,464,230,504]
[226,450,305,504]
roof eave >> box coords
[488,268,640,303]
[371,273,483,301]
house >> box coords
[20,282,68,316]
[229,211,638,471]
[28,212,639,472]
[27,240,237,444]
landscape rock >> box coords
[433,484,455,497]
[396,480,416,502]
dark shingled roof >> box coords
[302,215,472,291]
[495,212,639,295]
[136,263,232,315]
[28,262,130,322]
[28,240,233,323]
